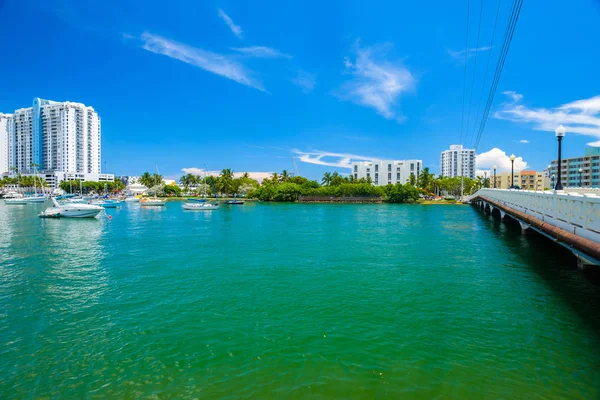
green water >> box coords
[1,201,600,398]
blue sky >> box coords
[1,0,599,180]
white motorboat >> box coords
[125,197,140,203]
[24,196,46,203]
[140,197,166,206]
[5,197,28,205]
[39,198,104,218]
[182,202,219,210]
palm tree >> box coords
[220,168,234,196]
[271,172,280,185]
[322,172,332,186]
[408,173,416,186]
[418,167,433,191]
[241,172,250,179]
[139,172,154,188]
[281,170,290,183]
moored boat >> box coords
[39,198,104,218]
[182,201,219,210]
[140,197,166,206]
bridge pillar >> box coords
[482,201,488,212]
[573,252,600,271]
[499,210,506,220]
[518,220,531,231]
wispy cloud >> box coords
[342,135,371,141]
[291,69,316,93]
[502,90,523,102]
[516,139,530,144]
[139,32,265,91]
[336,41,415,122]
[476,148,528,172]
[447,46,492,62]
[182,168,272,182]
[231,46,291,59]
[292,149,380,169]
[494,92,600,144]
[217,8,243,39]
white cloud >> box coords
[181,168,272,182]
[447,46,492,62]
[217,8,243,39]
[502,90,523,102]
[139,32,265,91]
[231,46,291,59]
[292,149,380,169]
[476,148,528,172]
[291,69,316,93]
[495,92,600,143]
[517,139,530,144]
[336,41,415,122]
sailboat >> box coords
[24,165,46,203]
[141,164,166,206]
[5,171,28,204]
[182,169,219,210]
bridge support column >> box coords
[482,201,488,212]
[518,221,531,231]
[573,252,600,271]
[499,210,506,220]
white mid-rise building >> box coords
[0,113,14,174]
[440,144,475,179]
[11,97,101,175]
[351,160,423,186]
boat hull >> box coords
[39,205,103,218]
[182,203,219,210]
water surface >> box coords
[1,202,599,398]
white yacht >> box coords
[140,197,166,206]
[39,198,104,218]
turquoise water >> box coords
[1,201,600,398]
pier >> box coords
[469,188,600,270]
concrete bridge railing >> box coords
[471,189,600,245]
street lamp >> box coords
[551,174,555,189]
[510,154,516,188]
[579,167,583,187]
[493,165,497,188]
[555,124,566,190]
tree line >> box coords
[58,180,125,194]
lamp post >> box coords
[551,174,555,189]
[484,171,487,188]
[510,154,516,188]
[493,165,497,188]
[579,168,583,187]
[555,125,566,190]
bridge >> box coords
[469,188,600,270]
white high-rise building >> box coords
[440,144,475,179]
[0,113,14,174]
[11,97,101,174]
[351,160,423,186]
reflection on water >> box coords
[40,216,109,309]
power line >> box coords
[468,0,501,149]
[473,0,524,151]
[464,0,484,147]
[459,0,471,148]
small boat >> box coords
[24,195,46,203]
[225,199,244,205]
[182,202,219,211]
[5,196,28,205]
[125,196,140,203]
[95,199,122,208]
[39,198,103,218]
[182,168,218,211]
[140,197,166,206]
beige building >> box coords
[490,170,549,190]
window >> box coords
[388,164,392,171]
[388,173,391,180]
[410,163,414,171]
[397,172,400,180]
[375,173,378,180]
[354,165,357,172]
[375,164,379,172]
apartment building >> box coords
[351,160,422,186]
[440,144,475,179]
